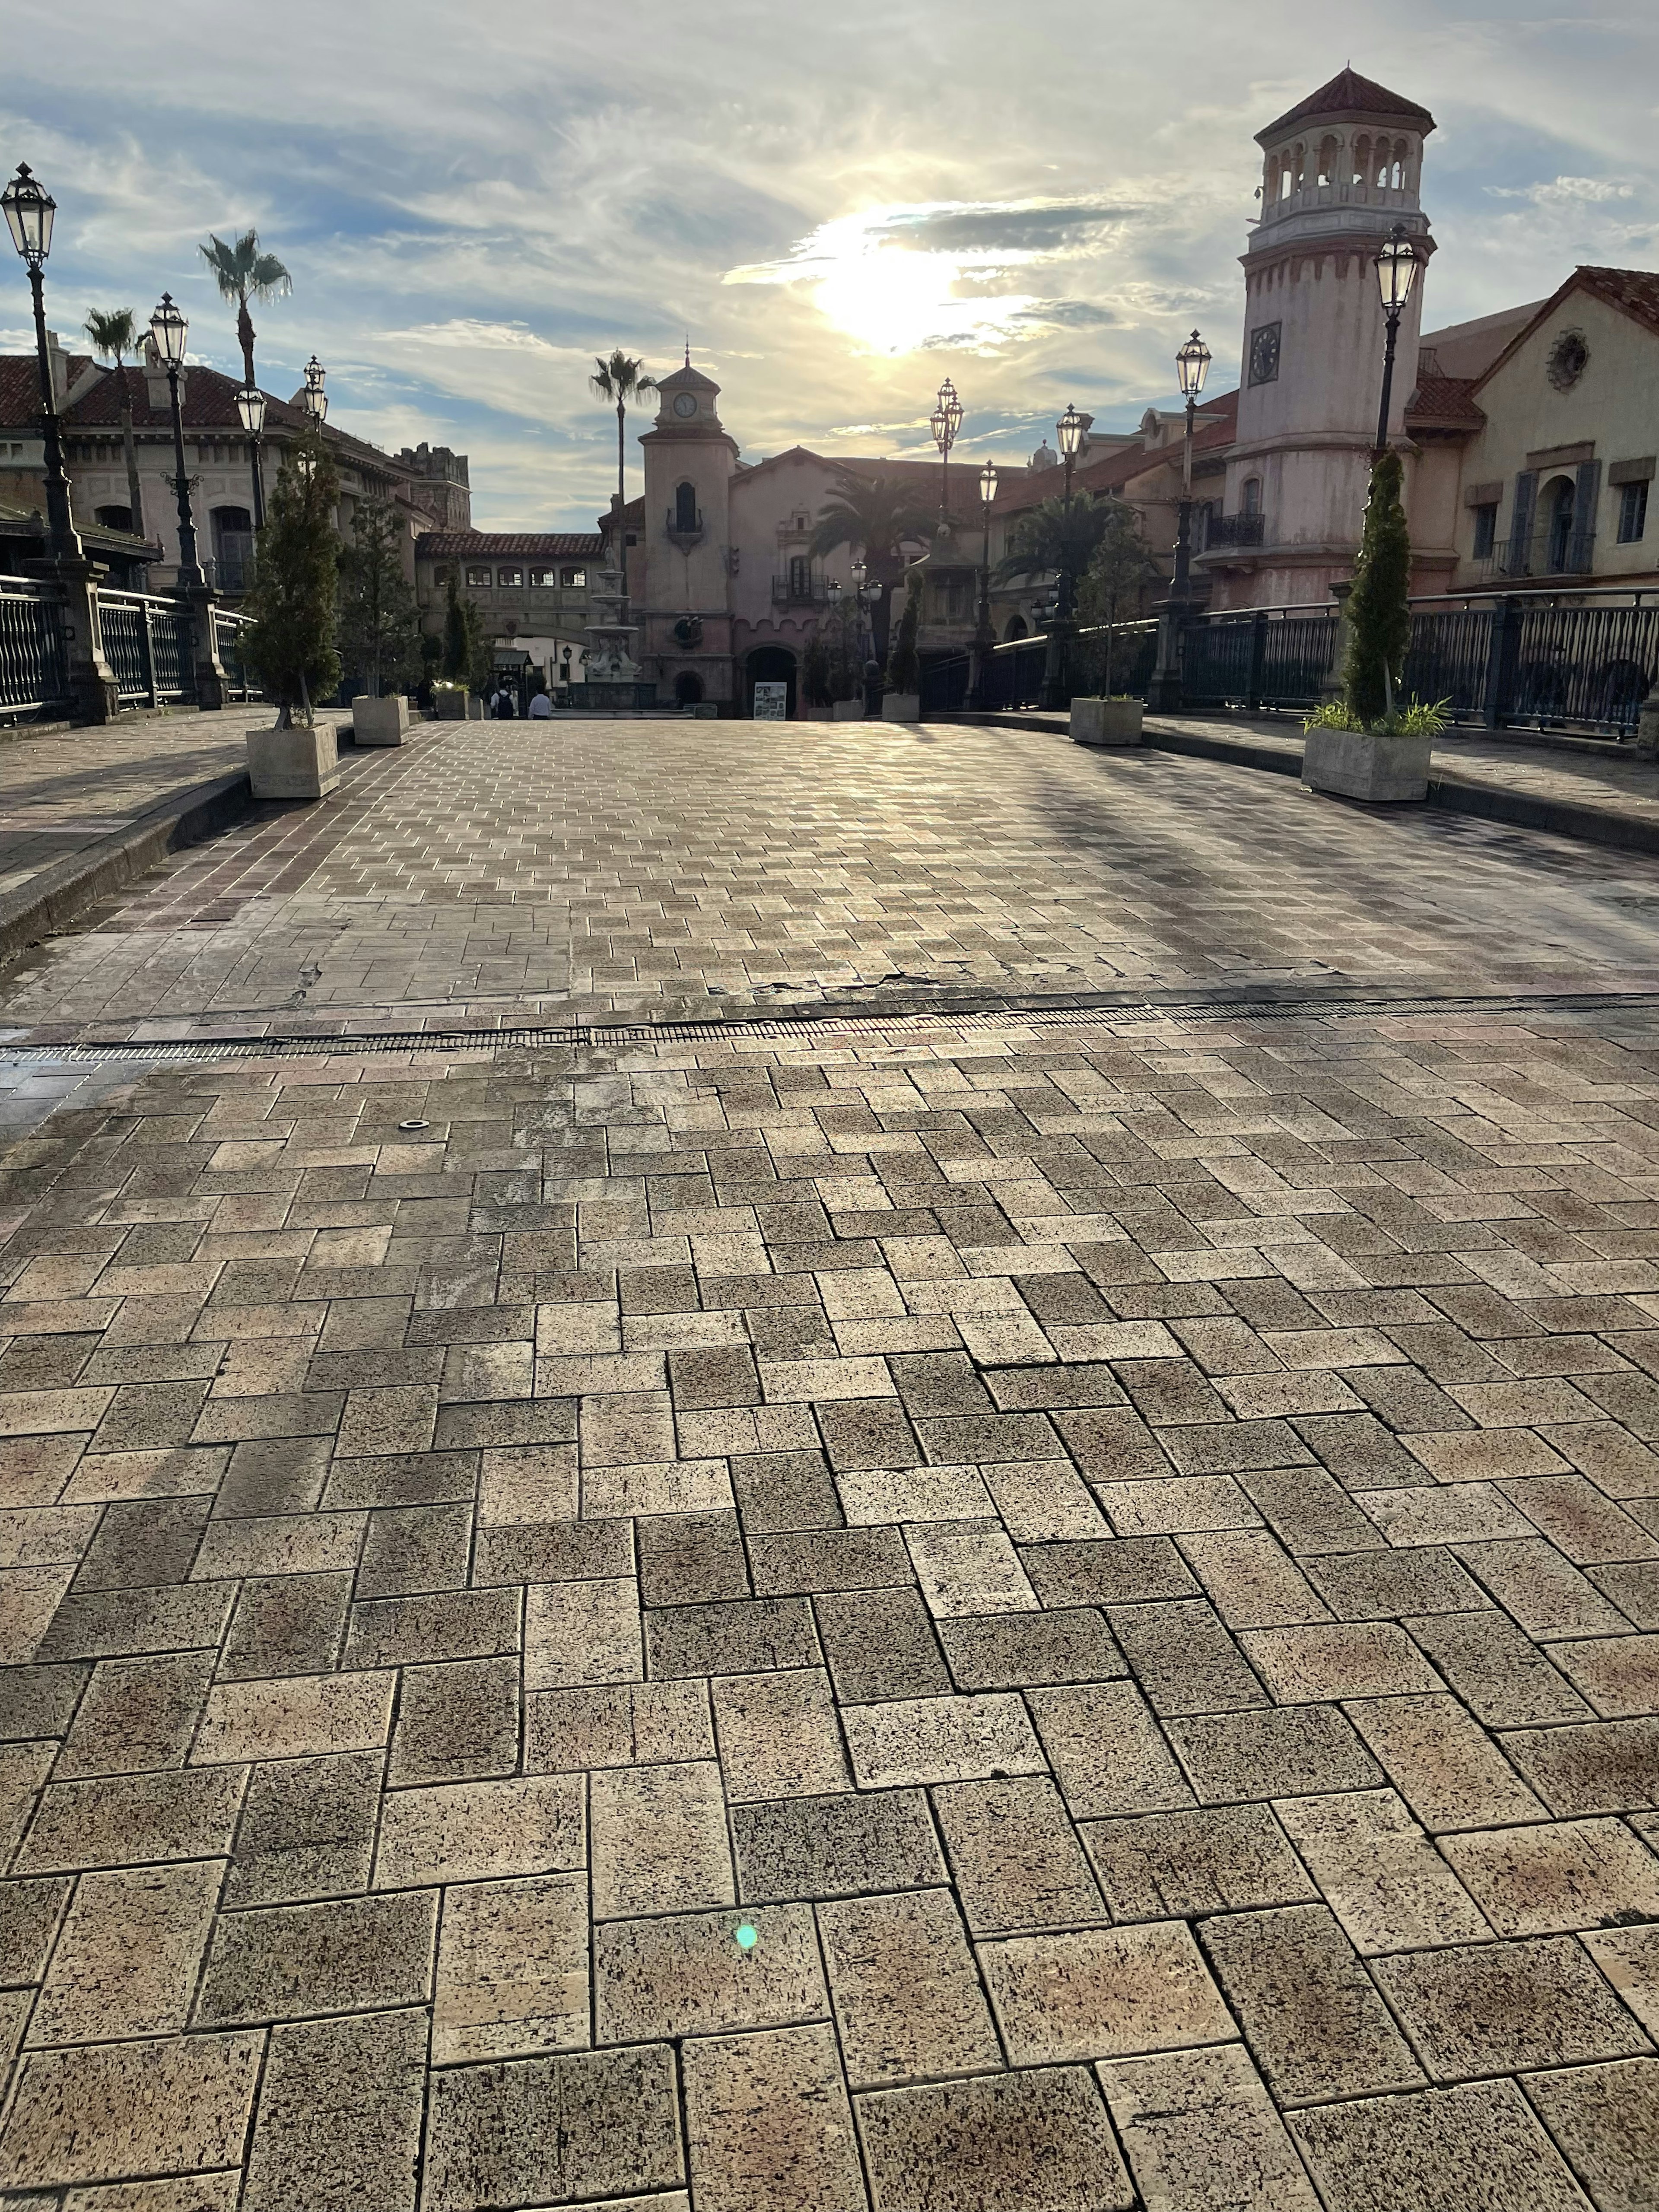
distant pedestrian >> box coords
[487,686,503,718]
[529,683,553,719]
[501,690,517,718]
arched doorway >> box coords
[1003,615,1028,642]
[212,505,254,592]
[674,671,704,706]
[745,645,797,719]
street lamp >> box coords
[235,384,267,532]
[969,460,999,708]
[1041,403,1088,708]
[2,163,80,560]
[1372,225,1421,457]
[149,291,202,588]
[1171,329,1211,602]
[302,355,328,428]
[930,376,963,528]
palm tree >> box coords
[83,307,145,539]
[996,489,1116,616]
[199,228,292,391]
[589,350,658,525]
[809,469,938,660]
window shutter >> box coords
[1506,470,1536,575]
[1569,459,1602,574]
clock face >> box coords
[673,392,698,418]
[1248,321,1281,388]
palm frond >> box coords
[83,307,137,364]
[198,228,290,302]
[589,349,654,404]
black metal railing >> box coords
[213,608,261,702]
[1203,512,1266,548]
[98,590,199,708]
[772,575,831,606]
[1510,596,1657,730]
[1182,607,1337,710]
[0,580,71,720]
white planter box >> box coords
[832,699,865,721]
[1071,697,1145,746]
[1302,726,1431,803]
[352,694,409,747]
[246,720,340,801]
[881,693,921,722]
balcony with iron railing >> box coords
[666,506,705,547]
[772,573,831,606]
[1497,528,1597,582]
[1201,512,1267,550]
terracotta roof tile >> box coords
[1575,265,1659,337]
[1404,373,1486,428]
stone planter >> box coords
[246,720,340,801]
[1637,702,1659,757]
[832,699,865,721]
[352,694,409,747]
[881,693,921,722]
[1071,697,1145,746]
[433,689,470,721]
[1302,726,1431,804]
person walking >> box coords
[529,682,552,719]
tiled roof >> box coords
[1404,374,1486,429]
[417,531,603,558]
[1575,265,1659,337]
[1259,68,1435,142]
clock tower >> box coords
[1205,68,1436,608]
[638,351,741,709]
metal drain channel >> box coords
[5,988,1659,1066]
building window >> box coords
[497,566,523,588]
[1471,503,1498,560]
[788,554,811,599]
[95,504,134,534]
[466,565,490,588]
[562,567,586,588]
[529,567,556,588]
[1241,477,1261,518]
[674,481,699,532]
[1618,480,1649,544]
[1545,478,1576,573]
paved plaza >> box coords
[0,718,1653,2207]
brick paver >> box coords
[0,719,1653,2206]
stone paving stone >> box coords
[525,1576,641,1687]
[1108,1597,1267,1714]
[1272,1787,1490,1953]
[1441,1815,1659,1936]
[224,1749,382,1906]
[1098,2042,1322,2212]
[194,1890,436,2027]
[1081,1802,1317,1921]
[1344,1692,1547,1831]
[931,1775,1106,1934]
[17,1766,246,1873]
[842,1691,1043,1788]
[595,1902,824,2044]
[590,1760,733,1915]
[1020,1534,1198,1606]
[906,1521,1036,1616]
[1241,1620,1443,1701]
[712,1665,850,1799]
[422,2043,685,2212]
[856,2064,1134,2212]
[1027,1680,1193,1816]
[0,1873,70,1985]
[817,1888,999,2088]
[0,2030,263,2190]
[1373,1933,1652,2080]
[387,1653,519,1785]
[682,2023,864,2212]
[1502,1718,1659,1815]
[193,1669,394,1762]
[646,1595,820,1677]
[1583,1924,1659,2038]
[733,1789,946,1905]
[1302,1545,1487,1619]
[56,1649,214,1775]
[1200,1904,1425,2104]
[1404,1610,1593,1726]
[1167,1703,1383,1803]
[375,1773,584,1887]
[240,2005,426,2212]
[937,1605,1119,1691]
[29,1860,222,2044]
[1522,2056,1659,2212]
[1290,2078,1596,2212]
[1551,1632,1659,1716]
[813,1586,952,1701]
[219,1571,352,1681]
[37,1578,236,1662]
[979,1921,1235,2064]
[526,1678,714,1771]
[432,1870,588,2063]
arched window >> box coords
[1316,137,1339,188]
[674,671,704,706]
[1290,143,1305,194]
[1003,615,1027,642]
[95,504,134,534]
[1545,477,1576,572]
[1353,134,1371,188]
[674,480,698,533]
[211,505,254,591]
[1265,156,1281,204]
[1279,157,1293,202]
[1389,140,1407,189]
[1242,477,1262,518]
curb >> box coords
[0,768,255,971]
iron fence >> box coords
[212,608,261,702]
[0,580,71,721]
[97,590,198,708]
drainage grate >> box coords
[3,988,1659,1066]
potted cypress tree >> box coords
[341,501,421,744]
[240,427,343,799]
[881,570,922,721]
[1071,502,1159,745]
[1302,453,1444,802]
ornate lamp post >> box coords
[1040,403,1087,709]
[930,377,962,528]
[969,459,998,709]
[3,163,81,559]
[149,292,202,588]
[302,356,327,429]
[1171,330,1211,601]
[1372,226,1421,457]
[235,384,267,531]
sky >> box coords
[6,0,1658,529]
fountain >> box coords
[562,550,657,711]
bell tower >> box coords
[639,350,740,709]
[1207,67,1436,608]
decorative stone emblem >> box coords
[1546,327,1589,392]
[673,613,703,647]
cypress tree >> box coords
[1343,451,1412,727]
[242,426,341,725]
[442,570,469,682]
[338,501,422,698]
